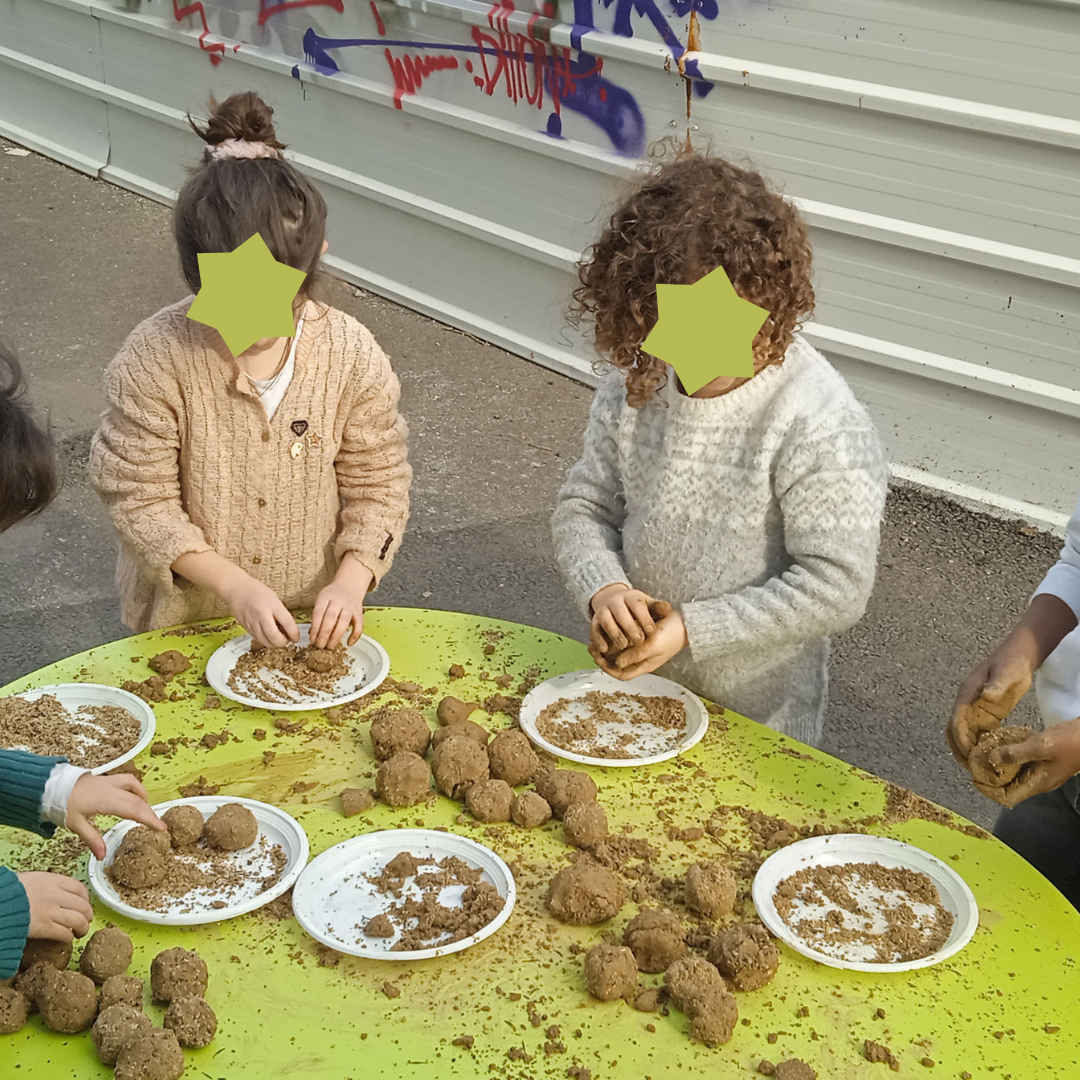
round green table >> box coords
[1,609,1076,1078]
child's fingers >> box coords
[278,606,301,644]
[612,603,646,646]
[257,617,290,648]
[327,609,351,648]
[597,609,628,651]
[590,618,614,656]
[68,815,106,861]
[104,773,152,803]
[990,733,1051,771]
[347,612,364,646]
[626,595,655,638]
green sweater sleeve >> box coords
[0,749,65,836]
[0,867,30,979]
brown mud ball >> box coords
[431,735,490,800]
[92,1003,153,1066]
[511,791,552,828]
[38,969,98,1033]
[370,708,432,761]
[534,769,598,819]
[664,955,727,1011]
[161,805,205,848]
[465,779,514,823]
[150,948,208,1003]
[563,802,608,848]
[119,825,173,858]
[774,1061,817,1080]
[149,651,191,678]
[431,719,490,749]
[341,788,376,817]
[376,751,431,807]
[14,962,55,1012]
[623,908,688,974]
[685,861,737,919]
[968,726,1034,787]
[20,936,73,972]
[110,842,168,889]
[164,995,217,1048]
[437,696,478,727]
[115,1029,186,1080]
[487,730,539,786]
[204,803,258,852]
[0,986,29,1034]
[101,974,143,1010]
[583,944,638,1001]
[707,924,779,991]
[686,988,738,1046]
[546,858,627,924]
[665,956,737,1046]
[305,646,342,674]
[80,927,134,985]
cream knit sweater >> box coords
[90,298,411,631]
[552,336,889,746]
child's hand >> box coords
[948,644,1035,764]
[311,555,373,648]
[225,576,300,648]
[590,584,656,654]
[972,717,1080,808]
[593,610,689,680]
[66,773,165,861]
[16,872,93,941]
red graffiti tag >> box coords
[172,0,225,64]
[259,0,345,26]
[384,49,460,108]
[370,1,386,37]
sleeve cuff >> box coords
[1033,563,1080,623]
[41,763,90,829]
[0,750,66,836]
[0,867,31,980]
[681,599,740,660]
[562,557,631,619]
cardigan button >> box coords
[257,498,267,508]
[261,431,270,442]
[252,555,262,565]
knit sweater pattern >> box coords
[551,336,889,746]
[90,299,411,631]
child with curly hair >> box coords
[552,154,889,745]
[90,92,410,648]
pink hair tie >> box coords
[208,139,281,161]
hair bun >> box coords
[190,92,286,151]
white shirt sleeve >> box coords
[40,763,90,828]
[1032,490,1080,619]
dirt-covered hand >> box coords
[590,584,655,654]
[311,555,373,648]
[225,576,299,648]
[598,610,689,680]
[65,773,165,860]
[973,717,1080,808]
[947,645,1035,764]
[16,872,94,941]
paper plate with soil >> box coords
[518,670,709,767]
[0,683,156,775]
[205,625,390,711]
[89,796,308,926]
[752,834,978,973]
[292,829,516,960]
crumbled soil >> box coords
[0,693,140,768]
[228,641,353,703]
[968,726,1033,787]
[535,690,686,759]
[864,1039,901,1070]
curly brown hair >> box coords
[571,153,815,406]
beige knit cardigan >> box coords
[90,298,411,631]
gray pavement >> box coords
[0,142,1064,830]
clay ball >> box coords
[534,769,598,819]
[0,985,29,1034]
[115,1029,186,1080]
[686,986,738,1046]
[431,719,489,749]
[162,805,205,848]
[623,908,688,973]
[101,974,144,1010]
[436,696,478,727]
[119,825,172,858]
[305,646,340,673]
[204,803,258,852]
[546,858,626,925]
[465,779,514,823]
[563,801,608,848]
[707,924,779,991]
[92,1003,153,1066]
[376,751,431,807]
[775,1061,817,1080]
[583,944,638,1001]
[14,962,55,1011]
[150,947,208,1003]
[165,995,218,1048]
[38,969,98,1033]
[511,791,552,828]
[685,861,737,919]
[80,927,134,985]
[664,955,727,1012]
[20,936,72,972]
[487,730,539,786]
[370,708,432,761]
[431,735,490,800]
[968,726,1034,787]
[110,842,168,889]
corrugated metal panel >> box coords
[1,0,1076,525]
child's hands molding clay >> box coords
[65,772,166,860]
[589,592,684,679]
[589,584,656,654]
[947,644,1035,765]
[972,717,1080,808]
[15,872,94,941]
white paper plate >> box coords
[205,625,390,711]
[518,669,709,767]
[4,683,156,775]
[293,829,516,960]
[89,796,308,926]
[752,834,978,972]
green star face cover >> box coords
[186,233,307,357]
[641,266,771,394]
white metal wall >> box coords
[1,0,1077,525]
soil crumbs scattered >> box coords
[774,862,954,963]
[0,693,141,768]
[536,690,687,759]
[228,643,354,704]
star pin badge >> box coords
[641,266,771,394]
[187,233,307,357]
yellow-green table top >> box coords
[1,608,1077,1079]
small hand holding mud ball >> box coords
[115,1029,186,1080]
[534,769,598,819]
[486,730,539,786]
[685,861,737,919]
[968,726,1034,787]
[204,804,258,852]
[376,751,431,807]
[0,985,30,1034]
[161,805,205,848]
[38,969,99,1033]
[80,927,134,985]
[707,924,779,991]
[150,947,208,1004]
[164,995,218,1048]
[92,1003,153,1066]
[546,858,626,925]
[431,735,490,800]
[370,708,432,761]
[623,908,688,973]
[101,974,143,1010]
[583,944,638,1001]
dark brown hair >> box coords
[175,92,328,295]
[0,341,57,532]
[571,152,815,406]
